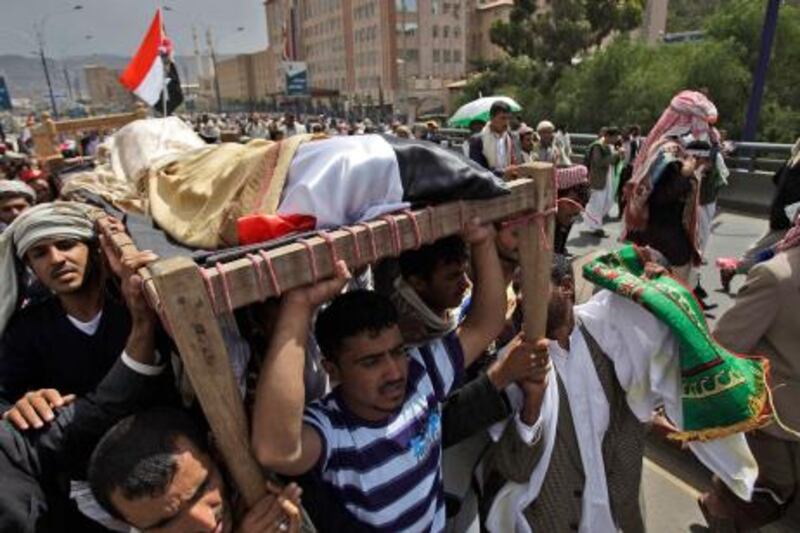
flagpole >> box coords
[161,52,169,117]
[159,6,168,117]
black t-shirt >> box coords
[769,162,800,231]
[0,294,131,410]
[627,163,695,267]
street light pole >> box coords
[205,27,223,113]
[34,4,84,119]
[60,35,93,107]
[206,26,245,114]
[36,32,59,118]
[743,0,780,141]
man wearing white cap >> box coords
[518,124,535,163]
[532,121,570,166]
[0,180,36,231]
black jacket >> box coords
[0,357,168,532]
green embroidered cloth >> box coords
[583,245,771,441]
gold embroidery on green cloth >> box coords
[583,245,772,442]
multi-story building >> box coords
[300,0,350,94]
[215,50,274,106]
[216,54,252,102]
[265,0,471,117]
[467,0,514,65]
[83,65,135,110]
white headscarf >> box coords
[0,202,95,334]
[0,180,36,204]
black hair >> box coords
[398,235,468,283]
[560,182,590,205]
[685,139,712,151]
[546,255,575,336]
[604,126,621,136]
[314,290,398,362]
[551,254,573,286]
[88,407,209,520]
[489,101,512,118]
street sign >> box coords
[283,61,308,96]
[0,76,12,110]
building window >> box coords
[404,49,419,62]
[432,25,438,38]
[431,0,440,15]
[443,26,449,38]
[395,0,417,13]
[443,49,451,63]
[433,49,440,62]
[453,50,461,63]
[396,22,418,37]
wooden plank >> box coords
[94,216,266,507]
[148,257,267,508]
[516,163,556,338]
[33,105,148,171]
[197,178,537,313]
[32,112,59,162]
[52,105,147,134]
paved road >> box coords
[568,206,768,322]
[568,208,798,532]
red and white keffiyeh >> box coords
[624,90,719,234]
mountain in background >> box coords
[0,54,208,101]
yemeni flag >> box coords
[119,9,183,115]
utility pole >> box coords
[743,0,780,141]
[206,28,223,113]
[33,5,84,118]
[192,26,205,80]
[36,28,59,118]
[63,65,74,103]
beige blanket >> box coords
[144,134,310,248]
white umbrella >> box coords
[448,96,522,128]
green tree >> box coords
[489,0,644,68]
[707,0,800,109]
[667,0,735,32]
[457,0,798,141]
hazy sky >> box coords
[0,0,269,58]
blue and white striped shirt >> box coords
[303,332,465,532]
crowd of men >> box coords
[0,89,798,533]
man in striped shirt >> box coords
[252,221,509,532]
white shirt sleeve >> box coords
[121,351,166,376]
[514,412,544,446]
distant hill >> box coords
[0,54,206,101]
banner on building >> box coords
[283,61,308,96]
[0,76,12,110]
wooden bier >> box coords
[32,103,148,172]
[515,163,556,338]
[198,178,538,314]
[93,171,555,508]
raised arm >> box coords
[252,262,350,475]
[457,220,507,367]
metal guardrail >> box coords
[440,129,793,214]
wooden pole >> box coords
[516,162,556,339]
[149,257,267,508]
[94,215,267,507]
